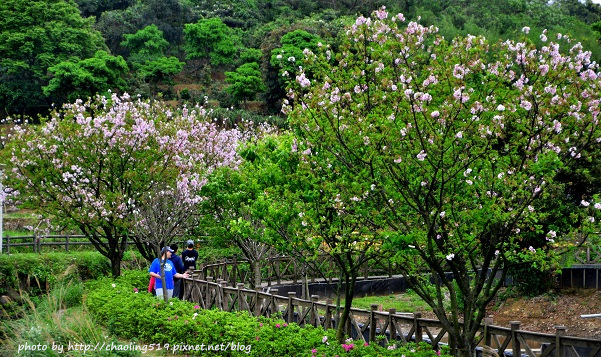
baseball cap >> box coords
[161,247,174,254]
[187,239,194,247]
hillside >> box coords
[486,289,601,338]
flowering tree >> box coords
[4,94,241,276]
[285,8,601,355]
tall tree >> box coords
[184,18,238,66]
[3,94,242,276]
[43,50,129,104]
[121,24,171,67]
[285,9,601,355]
[0,0,106,117]
[225,62,266,107]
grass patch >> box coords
[348,289,433,312]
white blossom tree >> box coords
[285,8,601,355]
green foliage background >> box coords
[3,0,601,117]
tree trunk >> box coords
[457,336,475,357]
[110,256,122,277]
[253,262,262,289]
[160,260,168,303]
[335,274,356,343]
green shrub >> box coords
[86,272,451,356]
[0,252,113,295]
[507,264,555,297]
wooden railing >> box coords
[201,255,400,288]
[4,234,95,253]
[1,234,203,254]
[181,275,601,357]
[572,246,601,265]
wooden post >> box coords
[287,292,296,323]
[555,325,566,357]
[270,288,278,317]
[325,298,333,330]
[414,312,422,343]
[255,288,262,317]
[369,304,378,343]
[310,295,319,326]
[389,308,397,341]
[65,233,70,253]
[237,283,245,312]
[484,316,493,347]
[510,321,521,357]
[220,282,228,311]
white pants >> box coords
[155,288,173,300]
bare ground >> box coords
[485,289,601,338]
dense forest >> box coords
[2,0,601,118]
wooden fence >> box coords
[4,234,96,253]
[181,275,601,357]
[0,234,199,254]
[201,255,400,288]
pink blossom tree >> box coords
[285,8,601,355]
[4,93,241,276]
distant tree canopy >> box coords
[225,62,266,105]
[0,0,106,117]
[3,0,601,117]
[184,18,238,66]
[74,0,134,18]
[121,25,170,61]
[43,50,129,104]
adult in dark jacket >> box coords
[181,239,199,272]
[169,243,185,299]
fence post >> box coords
[237,283,245,312]
[270,288,278,317]
[310,295,319,326]
[414,312,422,343]
[587,247,591,264]
[325,298,333,330]
[220,281,228,311]
[287,292,296,323]
[388,308,397,342]
[65,233,70,253]
[510,321,521,357]
[255,287,262,317]
[6,235,9,254]
[555,325,566,357]
[484,316,493,347]
[369,304,378,343]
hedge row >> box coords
[86,271,447,357]
[0,251,145,295]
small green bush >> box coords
[86,271,451,356]
[507,264,555,297]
